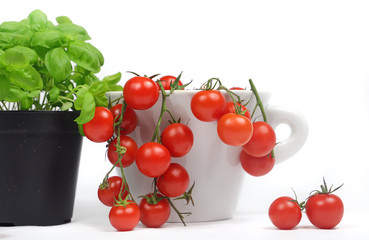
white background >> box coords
[1,0,369,239]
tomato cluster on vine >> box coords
[190,78,277,177]
[83,73,194,231]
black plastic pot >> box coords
[0,111,82,226]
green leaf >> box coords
[0,73,11,100]
[67,40,101,73]
[20,97,33,110]
[1,47,29,69]
[26,90,40,98]
[56,23,90,41]
[103,72,121,85]
[60,102,73,111]
[11,46,38,63]
[56,16,73,24]
[94,94,108,107]
[0,21,32,35]
[8,65,43,91]
[45,47,72,83]
[31,30,64,48]
[74,91,95,124]
[48,85,60,102]
[89,81,108,95]
[0,32,31,50]
[4,86,27,102]
[107,85,123,91]
[32,46,49,61]
[84,42,104,66]
[27,10,49,31]
[70,72,85,85]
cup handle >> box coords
[266,106,309,164]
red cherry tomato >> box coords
[242,121,276,157]
[110,104,137,135]
[306,193,344,229]
[123,76,159,110]
[161,123,194,157]
[239,150,275,176]
[269,196,302,230]
[191,90,226,122]
[139,193,171,228]
[108,136,138,168]
[224,102,251,119]
[157,75,183,90]
[217,113,253,146]
[229,87,245,90]
[109,201,140,231]
[97,176,128,207]
[157,163,190,198]
[136,142,171,178]
[83,107,114,143]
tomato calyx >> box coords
[174,181,195,206]
[289,188,306,212]
[309,177,344,196]
[126,71,160,79]
[139,191,167,205]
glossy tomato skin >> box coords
[217,113,253,146]
[139,193,171,228]
[136,142,171,178]
[224,102,251,119]
[109,201,140,231]
[157,163,190,198]
[98,176,127,207]
[108,136,138,168]
[269,196,302,230]
[191,90,226,122]
[157,75,183,90]
[305,194,344,229]
[242,121,276,157]
[161,123,194,157]
[239,150,275,176]
[123,76,159,110]
[110,104,137,135]
[229,87,245,90]
[83,107,114,143]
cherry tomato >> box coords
[110,104,137,135]
[306,193,344,229]
[108,136,138,168]
[229,87,245,90]
[123,76,159,110]
[139,193,171,228]
[242,121,276,157]
[191,90,226,122]
[83,107,114,143]
[157,75,183,90]
[98,176,128,207]
[109,201,140,231]
[157,163,190,198]
[239,150,275,176]
[269,196,302,230]
[217,113,253,146]
[136,142,171,178]
[161,123,194,157]
[224,102,251,119]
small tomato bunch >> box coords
[84,72,194,231]
[190,78,276,177]
[269,178,344,230]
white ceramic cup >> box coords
[106,90,308,222]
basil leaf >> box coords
[31,30,64,48]
[0,73,11,100]
[94,94,108,107]
[107,85,123,91]
[20,97,33,110]
[45,47,72,83]
[74,91,95,124]
[27,9,49,31]
[67,40,100,73]
[0,21,32,35]
[1,47,29,69]
[8,65,43,91]
[84,42,104,66]
[61,102,73,111]
[56,23,90,41]
[0,32,30,49]
[103,72,121,85]
[11,46,38,63]
[4,86,27,102]
[56,16,72,24]
[89,81,108,95]
[26,90,40,98]
[48,85,60,102]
